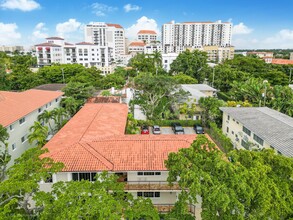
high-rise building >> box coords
[137,30,157,43]
[162,20,232,54]
[84,22,126,61]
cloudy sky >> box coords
[1,0,293,49]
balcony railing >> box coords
[124,181,180,190]
[154,204,197,215]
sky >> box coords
[1,0,293,50]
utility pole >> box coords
[61,68,65,84]
[289,68,292,84]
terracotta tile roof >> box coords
[42,103,202,172]
[0,89,63,127]
[76,42,95,45]
[129,41,145,47]
[35,42,61,47]
[138,30,157,35]
[46,37,64,40]
[106,23,123,29]
[271,59,293,65]
[64,42,74,46]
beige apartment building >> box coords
[220,107,293,157]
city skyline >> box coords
[1,0,293,49]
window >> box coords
[9,124,14,131]
[253,134,264,146]
[137,172,143,175]
[226,127,229,133]
[227,115,230,120]
[19,117,25,125]
[21,135,27,143]
[143,172,154,175]
[45,174,53,183]
[38,108,42,113]
[243,126,251,136]
[155,172,161,175]
[137,192,160,198]
[12,143,16,150]
[72,173,97,181]
[55,98,58,102]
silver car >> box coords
[152,125,161,134]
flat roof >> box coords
[220,107,293,157]
[43,103,198,172]
[0,89,63,127]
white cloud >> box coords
[233,22,253,35]
[124,4,141,12]
[91,3,117,16]
[56,19,81,37]
[0,22,21,45]
[0,0,40,11]
[263,29,293,48]
[125,16,160,40]
[32,22,48,39]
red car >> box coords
[141,125,149,134]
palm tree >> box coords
[52,108,69,131]
[38,110,55,134]
[28,121,49,147]
[152,51,162,75]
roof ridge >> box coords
[80,142,114,170]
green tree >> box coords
[38,110,55,134]
[165,135,293,220]
[61,97,82,117]
[198,97,226,127]
[62,82,94,101]
[173,73,198,84]
[0,147,64,219]
[51,108,68,131]
[170,50,209,82]
[128,53,155,73]
[99,73,126,89]
[36,172,159,220]
[0,125,10,181]
[28,121,49,147]
[133,73,187,120]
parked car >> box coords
[152,125,161,135]
[141,125,149,134]
[171,122,185,134]
[194,125,204,134]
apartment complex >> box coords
[0,89,63,167]
[41,103,202,217]
[84,22,126,60]
[35,37,114,74]
[162,20,232,54]
[137,30,158,43]
[200,45,234,63]
[128,41,145,54]
[220,107,293,157]
[0,45,24,52]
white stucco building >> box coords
[84,22,126,61]
[162,53,179,72]
[137,30,157,44]
[0,89,63,167]
[220,107,293,157]
[41,103,203,217]
[162,20,232,54]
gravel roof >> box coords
[220,107,293,157]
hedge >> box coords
[136,119,202,127]
[206,121,233,153]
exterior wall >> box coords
[127,171,168,182]
[4,96,62,167]
[138,34,157,44]
[128,45,144,54]
[162,53,179,72]
[130,191,177,204]
[222,112,272,151]
[144,44,162,54]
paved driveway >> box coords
[160,127,195,135]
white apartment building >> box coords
[162,20,232,54]
[0,45,24,52]
[144,43,162,54]
[0,89,63,167]
[220,107,293,157]
[200,45,234,63]
[137,30,157,43]
[84,22,126,61]
[128,41,145,54]
[162,53,179,72]
[41,103,202,217]
[35,37,114,74]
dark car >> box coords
[194,125,204,134]
[171,122,185,134]
[141,125,149,134]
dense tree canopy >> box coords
[166,135,293,220]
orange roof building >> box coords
[137,30,157,43]
[0,89,63,166]
[271,59,293,65]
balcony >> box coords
[124,181,180,191]
[154,204,197,215]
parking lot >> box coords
[152,126,196,135]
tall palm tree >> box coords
[28,121,49,147]
[52,108,69,131]
[152,51,162,75]
[38,110,55,134]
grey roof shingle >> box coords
[220,107,293,157]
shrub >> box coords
[136,119,202,127]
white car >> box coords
[152,125,161,135]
